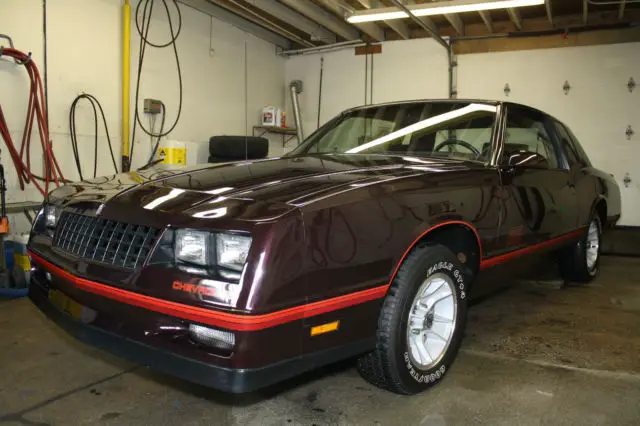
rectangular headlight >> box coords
[174,230,252,277]
[33,204,62,237]
[216,233,251,272]
[45,204,61,229]
[175,229,210,266]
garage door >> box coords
[458,43,640,226]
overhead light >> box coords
[347,0,545,23]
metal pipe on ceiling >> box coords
[389,0,449,49]
[179,0,291,48]
[281,40,365,56]
[224,0,316,48]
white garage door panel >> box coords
[371,39,449,104]
[320,49,366,124]
[458,43,640,226]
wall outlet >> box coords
[144,98,162,114]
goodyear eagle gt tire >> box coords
[357,243,468,395]
[560,216,601,284]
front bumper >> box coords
[28,267,374,393]
[29,275,273,393]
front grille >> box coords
[53,212,162,270]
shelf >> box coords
[253,126,299,147]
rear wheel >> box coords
[357,243,468,395]
[560,216,601,283]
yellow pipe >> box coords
[121,0,131,172]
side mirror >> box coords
[504,150,549,169]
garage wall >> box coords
[0,0,285,231]
[0,0,285,190]
[457,43,640,226]
[284,38,449,146]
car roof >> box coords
[345,99,551,119]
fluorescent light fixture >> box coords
[346,103,496,154]
[347,0,545,23]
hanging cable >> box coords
[129,0,183,170]
[0,47,65,197]
[317,56,324,129]
[69,94,119,181]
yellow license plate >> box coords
[48,290,84,319]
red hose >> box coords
[0,47,65,197]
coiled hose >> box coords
[0,47,65,197]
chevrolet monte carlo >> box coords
[28,100,621,394]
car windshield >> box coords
[290,101,497,162]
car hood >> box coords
[49,154,479,223]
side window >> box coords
[505,107,559,169]
[552,121,582,168]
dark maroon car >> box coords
[28,100,620,394]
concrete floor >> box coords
[1,256,640,426]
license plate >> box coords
[49,290,84,320]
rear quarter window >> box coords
[552,120,591,168]
[563,123,592,167]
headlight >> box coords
[216,233,251,272]
[175,229,211,266]
[174,230,252,277]
[34,204,62,237]
[45,205,62,229]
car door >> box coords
[550,120,593,229]
[498,105,578,255]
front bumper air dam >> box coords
[28,274,374,393]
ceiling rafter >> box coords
[507,8,523,31]
[478,11,493,33]
[243,0,336,44]
[619,0,627,20]
[314,0,385,41]
[583,0,589,25]
[355,0,410,39]
[389,0,448,48]
[279,0,360,40]
[445,13,465,36]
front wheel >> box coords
[560,216,601,283]
[357,243,468,395]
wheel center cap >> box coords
[424,310,434,329]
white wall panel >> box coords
[458,43,640,225]
[284,54,322,143]
[370,38,449,103]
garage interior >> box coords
[1,0,640,424]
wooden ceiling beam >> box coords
[243,0,336,43]
[314,0,386,41]
[354,0,410,39]
[478,11,493,33]
[445,13,465,36]
[406,9,640,39]
[583,0,589,25]
[546,0,554,27]
[619,0,627,20]
[454,26,640,55]
[279,0,360,40]
[507,8,522,31]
